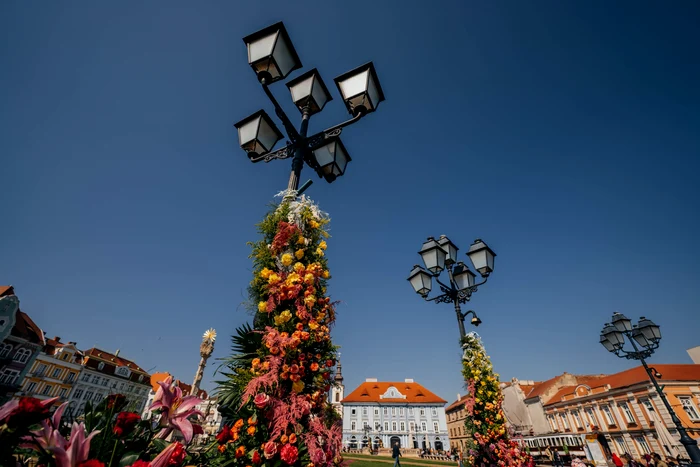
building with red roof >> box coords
[341,378,449,453]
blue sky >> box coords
[2,1,699,403]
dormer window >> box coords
[97,362,105,370]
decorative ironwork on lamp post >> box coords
[407,235,495,339]
[600,313,700,467]
[234,22,385,196]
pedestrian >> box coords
[554,449,564,467]
[392,442,402,467]
[546,447,554,465]
[653,454,668,467]
[572,456,586,467]
[613,453,624,467]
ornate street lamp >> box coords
[408,235,495,339]
[599,313,700,467]
[234,22,385,195]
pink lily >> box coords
[20,400,70,451]
[149,376,202,443]
[47,421,100,467]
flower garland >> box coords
[212,194,342,467]
[461,332,532,467]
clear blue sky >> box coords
[2,1,699,403]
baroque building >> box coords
[341,378,449,452]
[445,394,470,451]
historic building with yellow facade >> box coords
[18,337,83,405]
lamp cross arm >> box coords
[261,82,300,142]
[305,111,365,150]
[248,143,295,163]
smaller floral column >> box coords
[191,329,216,396]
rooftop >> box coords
[342,380,446,404]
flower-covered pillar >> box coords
[212,194,341,467]
[461,332,532,467]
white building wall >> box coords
[65,368,150,419]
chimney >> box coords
[68,341,76,345]
[54,336,61,343]
[457,393,461,401]
[115,349,120,357]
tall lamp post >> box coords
[600,313,700,467]
[234,22,385,195]
[407,235,495,339]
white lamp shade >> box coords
[243,22,302,83]
[312,138,351,183]
[452,262,476,290]
[419,237,447,274]
[602,323,624,347]
[611,312,633,332]
[631,327,650,348]
[234,110,283,157]
[286,68,332,115]
[437,235,459,265]
[408,265,432,296]
[333,62,385,116]
[466,239,496,277]
[637,317,661,342]
[600,334,615,352]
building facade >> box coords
[17,337,83,406]
[341,379,449,452]
[64,348,151,420]
[193,397,223,445]
[445,394,470,451]
[0,286,45,403]
[542,364,700,460]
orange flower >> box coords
[247,425,257,436]
[296,323,304,331]
[248,416,257,426]
[310,362,319,371]
[233,431,240,441]
[280,371,290,380]
[280,434,289,444]
[218,445,226,453]
[289,433,297,444]
[236,446,246,458]
[235,419,245,429]
[290,373,300,382]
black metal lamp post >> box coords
[407,235,495,339]
[600,313,700,467]
[234,22,385,195]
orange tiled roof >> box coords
[12,311,45,345]
[0,285,14,297]
[84,348,149,375]
[446,398,467,412]
[342,381,446,404]
[150,372,208,399]
[544,364,700,406]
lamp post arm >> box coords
[434,276,454,292]
[260,81,300,142]
[322,110,364,135]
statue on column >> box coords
[191,328,216,396]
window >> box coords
[92,376,100,384]
[421,422,427,432]
[547,415,557,431]
[400,407,404,416]
[408,407,414,415]
[602,406,616,426]
[102,379,108,387]
[26,381,37,393]
[1,368,21,385]
[62,353,69,361]
[391,407,396,415]
[409,421,415,432]
[420,408,425,416]
[67,373,75,383]
[35,364,47,376]
[52,368,61,378]
[559,413,570,430]
[431,407,437,416]
[433,422,439,433]
[383,407,388,415]
[679,397,700,421]
[59,388,68,398]
[0,343,13,358]
[400,421,405,431]
[13,348,31,363]
[85,391,94,401]
[392,422,397,431]
[97,362,105,370]
[572,410,583,428]
[74,389,84,399]
[82,373,90,382]
[335,393,339,402]
[351,409,356,415]
[362,407,368,415]
[384,422,389,431]
[614,436,628,454]
[42,385,52,395]
[351,421,356,431]
[618,402,636,424]
[586,408,599,427]
[363,421,369,429]
[634,436,651,454]
[374,408,379,415]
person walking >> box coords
[554,449,564,467]
[546,447,554,465]
[613,453,624,467]
[653,454,668,467]
[392,442,402,467]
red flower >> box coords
[254,393,270,409]
[326,359,334,367]
[168,442,186,466]
[105,394,127,411]
[5,397,53,427]
[113,411,141,437]
[252,450,262,465]
[280,444,299,465]
[77,461,105,467]
[264,441,278,459]
[128,461,151,467]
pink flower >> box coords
[150,376,203,444]
[254,393,270,409]
[20,400,69,452]
[280,444,298,465]
[48,422,101,467]
[263,441,278,459]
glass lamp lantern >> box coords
[438,235,459,265]
[467,239,496,277]
[408,265,432,297]
[311,137,351,183]
[600,333,616,352]
[419,237,447,274]
[334,62,385,116]
[286,68,333,115]
[637,317,661,343]
[602,323,625,348]
[234,110,283,158]
[631,326,651,348]
[452,262,476,290]
[611,312,633,332]
[242,22,302,83]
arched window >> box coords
[0,343,12,358]
[13,348,31,363]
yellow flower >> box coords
[297,236,307,245]
[295,249,305,260]
[292,380,305,393]
[286,272,301,285]
[294,262,305,273]
[304,295,316,308]
[268,273,281,285]
[309,220,320,229]
[260,268,273,279]
[258,301,267,313]
[281,253,293,266]
[303,273,315,285]
[274,310,293,326]
[308,320,319,330]
[319,240,327,250]
[322,270,330,279]
[316,248,324,257]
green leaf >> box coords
[119,453,140,467]
[151,438,168,453]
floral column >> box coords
[191,328,217,396]
[212,194,341,467]
[461,332,532,467]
